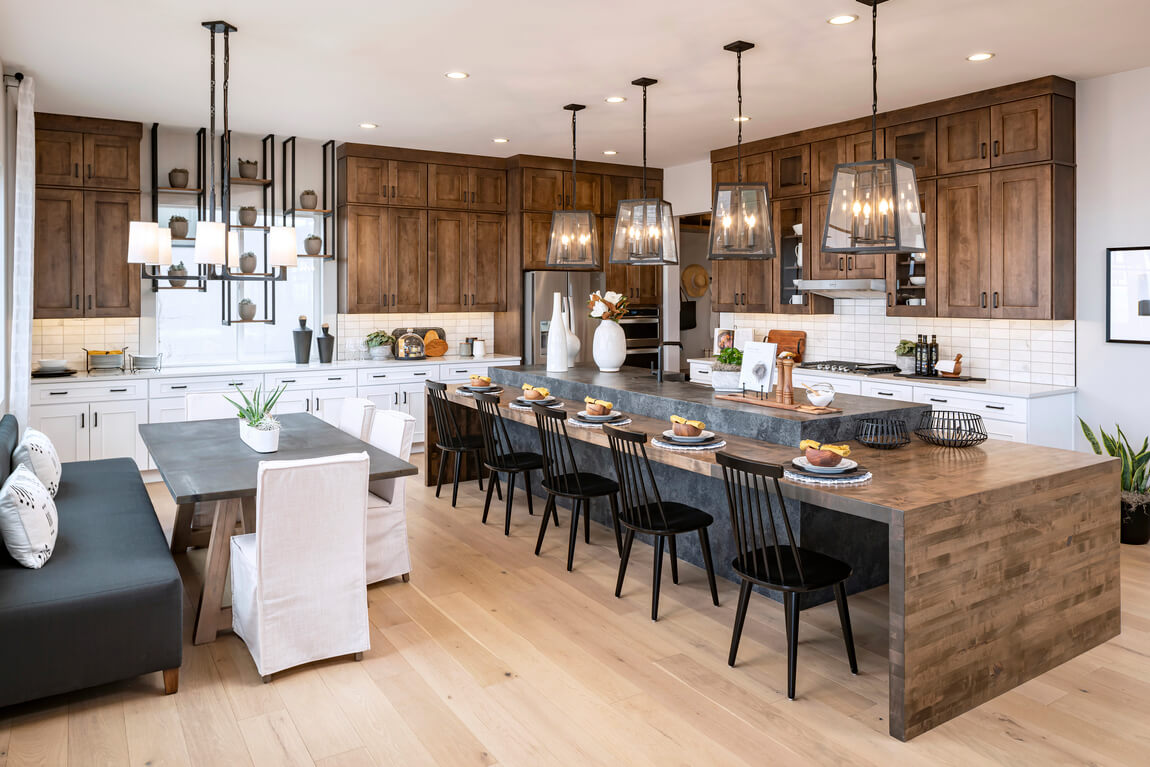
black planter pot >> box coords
[1122,501,1150,545]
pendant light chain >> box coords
[641,84,648,197]
[871,1,878,161]
[208,30,216,223]
[736,49,743,183]
[222,27,231,227]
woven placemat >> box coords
[567,417,632,429]
[783,469,873,486]
[651,438,728,452]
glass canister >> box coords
[396,328,426,360]
[805,382,836,407]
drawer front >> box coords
[266,370,356,390]
[913,387,1026,423]
[861,380,914,402]
[792,372,861,396]
[983,418,1028,442]
[33,378,148,404]
[689,362,713,385]
[150,373,262,398]
[439,364,492,382]
[356,365,436,386]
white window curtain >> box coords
[7,75,34,428]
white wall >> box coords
[663,158,712,216]
[1075,66,1150,448]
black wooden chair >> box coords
[531,403,622,571]
[426,381,493,507]
[604,424,720,621]
[473,392,544,535]
[716,451,858,699]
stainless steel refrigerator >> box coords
[523,271,602,366]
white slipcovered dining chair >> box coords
[230,452,372,681]
[366,410,416,584]
[337,397,377,441]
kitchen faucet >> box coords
[653,340,683,383]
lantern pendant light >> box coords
[610,78,678,266]
[547,104,599,269]
[708,41,774,261]
[822,0,926,255]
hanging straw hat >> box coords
[681,263,709,298]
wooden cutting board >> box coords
[767,330,806,362]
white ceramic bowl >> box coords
[38,359,67,371]
[908,298,926,306]
[909,276,927,286]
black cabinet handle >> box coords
[993,291,999,309]
[929,397,948,403]
[986,404,1006,411]
[472,293,476,305]
[454,369,468,373]
[392,293,396,306]
[741,292,746,305]
[87,164,92,178]
[80,412,84,428]
[305,398,310,412]
[281,378,296,383]
[74,163,79,178]
[993,140,1000,157]
[315,397,320,412]
[847,256,854,271]
[887,292,893,307]
[87,295,92,310]
[327,376,342,381]
[733,292,738,306]
[383,294,388,307]
[74,295,79,309]
[392,185,396,198]
[93,411,98,427]
[394,391,399,405]
[981,292,987,309]
[413,372,427,376]
[802,172,807,186]
[980,142,987,159]
[110,387,127,393]
[170,385,187,390]
[839,256,844,271]
[49,391,68,396]
[463,294,468,306]
[403,391,408,404]
[372,374,387,379]
[876,391,894,396]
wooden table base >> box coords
[190,496,255,645]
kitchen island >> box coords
[435,366,1120,741]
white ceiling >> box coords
[5,0,1150,168]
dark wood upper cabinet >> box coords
[341,204,390,312]
[991,165,1051,319]
[886,180,937,317]
[83,134,139,190]
[34,188,85,318]
[522,211,554,270]
[809,193,842,280]
[427,164,470,209]
[389,208,428,313]
[428,211,468,312]
[937,173,992,318]
[886,119,936,178]
[742,153,771,185]
[991,96,1050,167]
[35,130,83,187]
[772,145,810,197]
[602,175,664,215]
[564,172,602,214]
[937,108,991,175]
[846,129,885,163]
[470,168,506,212]
[811,137,843,193]
[470,213,507,311]
[710,260,742,312]
[389,160,427,207]
[522,168,564,211]
[345,157,390,205]
[711,158,737,186]
[83,191,140,317]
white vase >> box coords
[546,292,569,372]
[711,369,743,392]
[593,320,627,372]
[239,421,280,453]
[561,309,580,366]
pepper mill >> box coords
[779,355,795,406]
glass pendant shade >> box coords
[126,221,158,264]
[822,158,926,254]
[610,198,678,265]
[194,221,227,265]
[269,226,298,268]
[155,228,173,266]
[707,182,775,259]
[546,210,599,269]
[225,229,241,269]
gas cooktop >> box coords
[797,360,900,375]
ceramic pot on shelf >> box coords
[304,236,323,255]
[167,266,187,288]
[238,160,259,179]
[592,320,626,373]
[545,292,569,372]
[238,252,257,274]
[299,191,318,210]
[896,354,916,375]
[168,169,189,188]
[238,301,257,321]
[168,218,188,239]
[238,208,258,226]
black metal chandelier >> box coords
[546,104,599,269]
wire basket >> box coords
[855,417,911,449]
[914,410,989,448]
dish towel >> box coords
[567,418,632,429]
[783,470,873,486]
[651,438,727,451]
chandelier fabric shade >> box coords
[822,158,925,254]
[194,221,227,266]
[546,103,600,269]
[126,221,158,264]
[226,229,241,269]
[155,228,173,266]
[269,226,298,268]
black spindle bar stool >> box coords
[716,451,858,699]
[531,403,622,571]
[426,381,494,507]
[473,392,544,535]
[604,425,720,621]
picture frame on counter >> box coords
[713,328,735,354]
[1106,247,1150,344]
[738,341,779,395]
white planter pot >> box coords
[369,345,392,360]
[592,320,627,372]
[896,355,915,375]
[239,421,280,453]
[711,369,743,392]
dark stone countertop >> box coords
[489,365,929,447]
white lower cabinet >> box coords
[360,383,427,443]
[29,403,90,463]
[30,400,148,468]
[271,386,358,425]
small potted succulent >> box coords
[168,168,189,188]
[237,158,259,179]
[167,261,188,288]
[238,206,258,226]
[238,251,257,274]
[238,297,257,321]
[711,346,743,392]
[1080,420,1150,545]
[168,215,189,239]
[299,189,318,210]
[225,384,288,453]
[366,330,395,360]
[304,234,323,255]
[895,339,917,374]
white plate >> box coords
[516,395,556,405]
[577,410,621,422]
[792,456,858,474]
[662,429,715,444]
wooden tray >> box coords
[716,393,842,414]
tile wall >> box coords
[720,299,1076,386]
[335,313,496,359]
[31,319,141,371]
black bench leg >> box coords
[481,468,497,524]
[785,591,800,700]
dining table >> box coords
[140,412,418,645]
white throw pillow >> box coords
[13,427,61,497]
[0,463,58,569]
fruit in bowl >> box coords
[583,396,613,416]
[521,384,550,400]
[799,439,851,467]
[469,374,492,387]
[670,414,705,437]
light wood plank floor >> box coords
[2,469,1148,766]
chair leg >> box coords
[162,667,179,695]
[504,471,517,537]
[451,452,462,507]
[481,468,497,524]
[550,491,560,526]
[668,535,679,585]
[728,579,753,667]
[651,535,665,621]
[615,528,635,598]
[435,450,447,498]
[699,528,720,606]
[492,467,502,500]
[566,500,581,572]
[354,652,364,661]
[262,674,272,684]
[535,495,555,555]
[786,592,801,700]
[401,572,410,583]
[608,493,623,556]
[472,451,485,492]
[834,583,859,675]
[583,497,591,544]
[524,471,536,516]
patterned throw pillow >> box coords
[13,427,61,497]
[0,464,58,568]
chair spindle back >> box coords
[716,451,806,586]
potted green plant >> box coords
[225,384,288,453]
[366,330,395,360]
[895,339,917,374]
[237,158,259,179]
[238,297,257,321]
[238,206,258,226]
[168,215,189,240]
[1080,419,1150,544]
[168,261,188,288]
[304,234,323,256]
[168,168,189,188]
[238,251,257,273]
[711,346,743,392]
[299,189,318,210]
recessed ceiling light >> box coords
[966,52,995,62]
[492,137,509,144]
[359,122,377,129]
[732,115,751,122]
[827,14,858,25]
[605,96,626,104]
[603,150,617,156]
[444,71,470,79]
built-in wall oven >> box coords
[620,307,660,369]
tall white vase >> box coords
[546,292,569,372]
[593,320,627,372]
[561,308,581,367]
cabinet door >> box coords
[83,133,140,190]
[602,176,636,216]
[427,211,468,312]
[886,180,937,317]
[772,146,810,196]
[34,188,85,318]
[344,205,389,312]
[470,168,506,212]
[846,251,885,280]
[886,119,936,177]
[564,172,602,213]
[389,161,427,207]
[811,137,843,193]
[470,213,506,311]
[84,191,140,317]
[991,166,1051,319]
[400,383,427,444]
[273,389,312,415]
[89,399,148,467]
[362,384,401,413]
[991,96,1050,167]
[148,397,187,424]
[742,154,771,184]
[602,216,629,293]
[774,197,808,313]
[29,403,90,463]
[743,260,772,313]
[633,266,662,306]
[389,208,428,313]
[711,159,737,185]
[36,130,83,187]
[522,211,554,270]
[346,157,389,204]
[846,130,884,162]
[427,164,470,209]
[314,386,359,426]
[937,173,992,318]
[809,193,844,279]
[711,260,743,312]
[522,168,564,211]
[937,108,991,175]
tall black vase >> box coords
[293,316,313,364]
[316,323,335,363]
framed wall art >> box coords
[1107,247,1150,344]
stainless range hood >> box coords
[793,278,887,300]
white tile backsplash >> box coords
[719,299,1076,385]
[31,318,141,371]
[335,313,495,359]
